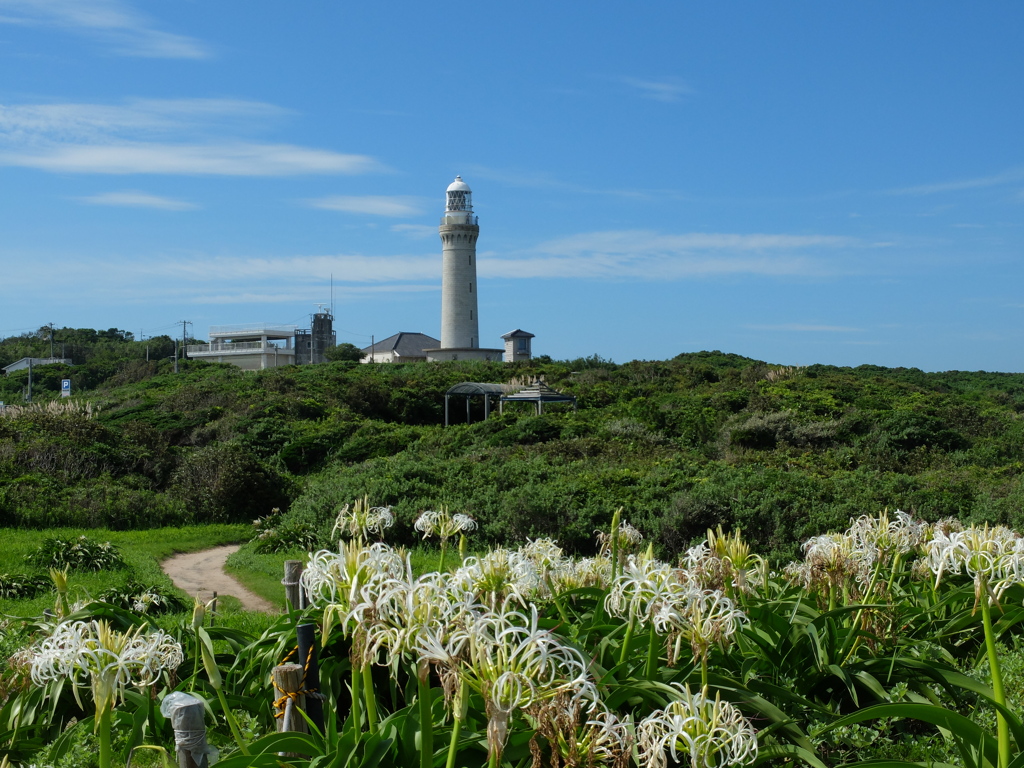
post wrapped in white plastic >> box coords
[160,691,219,767]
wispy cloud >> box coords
[478,230,850,280]
[469,164,690,202]
[746,323,863,333]
[391,223,437,239]
[2,142,380,175]
[1,227,854,309]
[0,99,289,139]
[617,76,693,103]
[0,0,209,58]
[0,98,383,176]
[307,196,423,217]
[889,166,1024,196]
[76,190,197,210]
[191,284,438,305]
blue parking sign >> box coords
[61,379,71,397]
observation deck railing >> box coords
[187,342,296,356]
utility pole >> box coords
[173,339,179,374]
[179,320,192,361]
[26,360,32,402]
[48,324,54,359]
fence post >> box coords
[273,662,307,758]
[283,560,303,611]
[296,623,325,733]
[166,694,210,768]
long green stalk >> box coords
[618,615,636,667]
[191,635,200,691]
[98,705,112,768]
[197,626,250,755]
[445,680,469,768]
[609,508,622,582]
[644,625,659,680]
[980,586,1010,768]
[841,557,885,664]
[545,574,570,626]
[350,660,362,732]
[362,663,378,734]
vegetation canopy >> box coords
[2,331,1024,562]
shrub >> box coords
[97,580,188,615]
[0,572,51,599]
[252,509,322,553]
[170,441,293,522]
[26,535,126,571]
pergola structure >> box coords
[443,380,577,426]
[444,382,520,426]
[500,380,577,416]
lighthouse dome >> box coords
[444,175,474,216]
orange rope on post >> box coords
[271,663,306,733]
[272,645,325,722]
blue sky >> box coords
[0,2,1021,370]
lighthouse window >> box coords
[470,310,473,320]
[447,191,467,210]
[468,255,472,265]
[469,282,472,292]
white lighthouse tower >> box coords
[425,176,503,362]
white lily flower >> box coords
[331,496,395,541]
[414,508,478,541]
[638,684,758,768]
[31,620,182,714]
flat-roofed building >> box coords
[187,324,297,371]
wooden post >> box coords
[283,561,303,611]
[167,695,209,768]
[273,662,307,760]
[296,623,325,733]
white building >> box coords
[501,329,534,362]
[187,324,297,371]
[361,332,440,363]
[2,357,72,375]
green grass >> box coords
[0,524,250,617]
[224,542,307,607]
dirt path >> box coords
[161,544,277,613]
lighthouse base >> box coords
[423,347,504,363]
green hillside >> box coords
[3,330,1024,561]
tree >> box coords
[325,342,364,362]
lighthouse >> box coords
[440,175,480,349]
[425,176,504,362]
